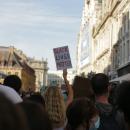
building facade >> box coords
[0,46,35,92]
[28,58,48,92]
[93,0,130,80]
[48,71,64,86]
[77,0,130,81]
[10,46,48,92]
[77,0,102,75]
[48,70,75,86]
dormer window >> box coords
[86,0,90,5]
[4,60,7,66]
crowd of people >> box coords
[0,70,130,130]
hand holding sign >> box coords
[53,46,72,70]
[63,69,67,79]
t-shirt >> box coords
[0,85,23,104]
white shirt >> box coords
[0,85,23,104]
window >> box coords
[15,72,19,76]
[127,12,129,32]
[127,40,130,61]
[12,61,16,66]
[120,45,122,65]
[8,72,11,75]
[86,0,90,5]
[4,60,7,66]
[115,48,118,68]
[123,43,125,63]
[124,14,127,33]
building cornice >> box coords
[80,62,91,70]
[93,0,121,38]
[0,66,22,69]
[95,48,109,61]
[118,62,130,70]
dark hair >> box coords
[66,98,97,130]
[25,92,45,108]
[0,93,29,130]
[3,75,22,93]
[91,73,109,96]
[108,82,119,106]
[72,76,94,101]
[116,81,130,124]
[19,101,52,130]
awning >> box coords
[110,73,130,82]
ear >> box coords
[108,84,112,93]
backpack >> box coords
[96,103,124,130]
[97,110,121,130]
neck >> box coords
[96,94,109,104]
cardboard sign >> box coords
[53,46,72,70]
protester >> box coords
[72,76,94,101]
[0,93,29,130]
[0,84,23,103]
[24,92,45,108]
[63,69,73,107]
[116,81,130,130]
[19,101,52,130]
[44,69,73,130]
[91,73,125,130]
[66,98,99,130]
[44,86,66,130]
[3,75,22,94]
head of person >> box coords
[72,76,94,101]
[91,73,109,96]
[0,93,29,130]
[44,86,66,126]
[3,75,22,94]
[66,98,99,130]
[19,101,52,130]
[25,92,45,108]
[116,81,130,128]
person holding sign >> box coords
[63,69,73,107]
[44,69,73,130]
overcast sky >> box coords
[0,0,83,70]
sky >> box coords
[0,0,83,70]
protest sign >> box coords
[53,46,72,70]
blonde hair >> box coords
[44,86,66,124]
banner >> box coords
[53,46,72,70]
[80,22,90,68]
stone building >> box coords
[0,46,35,92]
[76,0,102,75]
[93,0,130,81]
[48,70,75,86]
[77,0,130,81]
[14,47,49,91]
[28,58,48,92]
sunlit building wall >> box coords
[77,0,130,81]
[77,0,101,75]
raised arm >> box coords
[63,69,73,108]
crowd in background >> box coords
[0,70,130,130]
